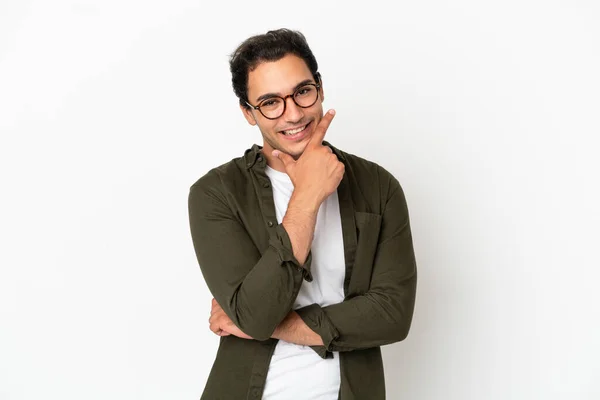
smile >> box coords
[279,122,311,140]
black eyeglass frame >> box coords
[245,83,322,120]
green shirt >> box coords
[188,141,417,400]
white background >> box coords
[1,0,599,399]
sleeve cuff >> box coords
[296,303,340,359]
[269,223,314,282]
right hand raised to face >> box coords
[272,109,345,207]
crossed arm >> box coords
[188,169,417,356]
[209,298,323,345]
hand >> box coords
[209,298,253,340]
[272,110,344,207]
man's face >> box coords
[241,54,325,160]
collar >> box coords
[243,140,346,170]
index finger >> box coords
[307,109,336,149]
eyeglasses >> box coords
[245,83,321,120]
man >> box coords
[188,29,417,400]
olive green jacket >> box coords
[188,142,417,400]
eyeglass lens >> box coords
[259,84,319,119]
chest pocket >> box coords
[347,211,382,296]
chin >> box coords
[285,141,310,159]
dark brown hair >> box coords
[229,29,321,109]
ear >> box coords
[240,104,257,126]
[319,80,325,103]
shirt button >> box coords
[263,182,270,188]
[267,221,274,227]
[257,156,263,162]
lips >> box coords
[280,123,309,135]
[278,121,312,141]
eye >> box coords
[295,86,314,97]
[260,98,280,108]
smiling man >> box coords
[188,29,417,400]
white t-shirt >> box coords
[262,165,346,400]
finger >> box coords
[211,307,224,319]
[211,326,228,336]
[272,150,295,170]
[209,322,221,335]
[307,109,335,149]
[209,308,223,324]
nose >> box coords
[282,96,304,122]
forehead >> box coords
[247,54,313,101]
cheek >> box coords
[267,122,280,135]
[310,105,324,120]
[257,121,280,137]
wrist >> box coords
[271,311,324,346]
[288,191,321,214]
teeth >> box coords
[283,124,307,135]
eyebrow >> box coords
[255,79,315,103]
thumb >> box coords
[272,150,295,170]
